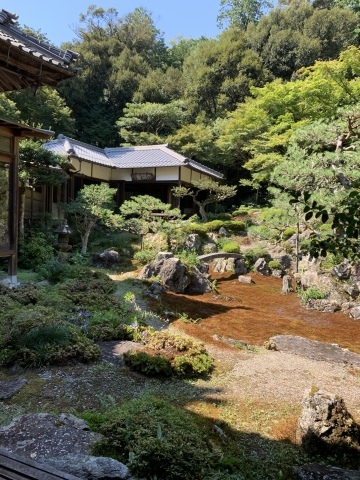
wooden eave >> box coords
[0,41,77,91]
[0,117,53,139]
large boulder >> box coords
[186,266,212,294]
[0,413,102,459]
[138,252,212,294]
[158,257,190,293]
[254,258,269,276]
[296,388,360,455]
[184,234,201,252]
[92,249,119,268]
[39,454,131,480]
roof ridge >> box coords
[57,135,106,153]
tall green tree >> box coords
[57,6,170,146]
[18,140,68,237]
[217,0,273,29]
[118,100,186,145]
[63,184,119,254]
[172,179,237,222]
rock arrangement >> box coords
[0,413,134,480]
[296,388,360,455]
[138,252,212,294]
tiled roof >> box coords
[44,136,224,180]
[0,9,79,91]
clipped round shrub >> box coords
[268,260,283,271]
[184,223,207,237]
[283,227,297,241]
[123,351,172,376]
[124,331,213,378]
[221,241,240,254]
[93,395,216,480]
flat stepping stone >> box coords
[271,335,360,365]
[0,378,28,400]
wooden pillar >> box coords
[8,137,19,283]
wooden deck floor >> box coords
[0,448,80,480]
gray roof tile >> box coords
[44,137,223,179]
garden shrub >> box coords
[300,286,329,304]
[247,225,274,240]
[133,249,157,265]
[18,233,55,270]
[124,331,213,378]
[177,250,201,268]
[123,351,172,376]
[60,271,118,310]
[92,395,216,480]
[37,259,72,284]
[0,283,40,306]
[220,241,240,254]
[0,305,100,367]
[243,247,269,269]
[283,227,297,241]
[321,253,345,271]
[184,223,208,237]
[268,260,283,271]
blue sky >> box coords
[2,1,222,46]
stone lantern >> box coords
[55,220,73,261]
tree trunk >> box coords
[194,200,208,222]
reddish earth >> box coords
[159,272,360,354]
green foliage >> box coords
[220,241,241,254]
[243,247,269,268]
[59,271,118,310]
[0,284,40,306]
[64,184,120,254]
[123,351,172,376]
[247,224,274,240]
[218,0,273,29]
[18,233,55,270]
[36,259,72,284]
[133,249,157,265]
[172,179,237,222]
[268,260,283,270]
[300,286,329,304]
[124,331,213,378]
[93,395,216,479]
[320,253,345,271]
[0,302,100,367]
[283,227,297,241]
[177,250,201,268]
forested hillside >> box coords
[2,0,360,206]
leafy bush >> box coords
[18,233,55,270]
[300,286,329,304]
[124,331,213,378]
[92,395,216,480]
[0,284,40,306]
[268,260,283,271]
[37,259,72,284]
[283,227,297,241]
[0,305,100,367]
[184,223,208,236]
[177,250,201,268]
[133,249,157,265]
[247,225,274,240]
[123,351,172,376]
[321,253,345,271]
[60,271,118,310]
[243,247,269,268]
[220,241,240,254]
